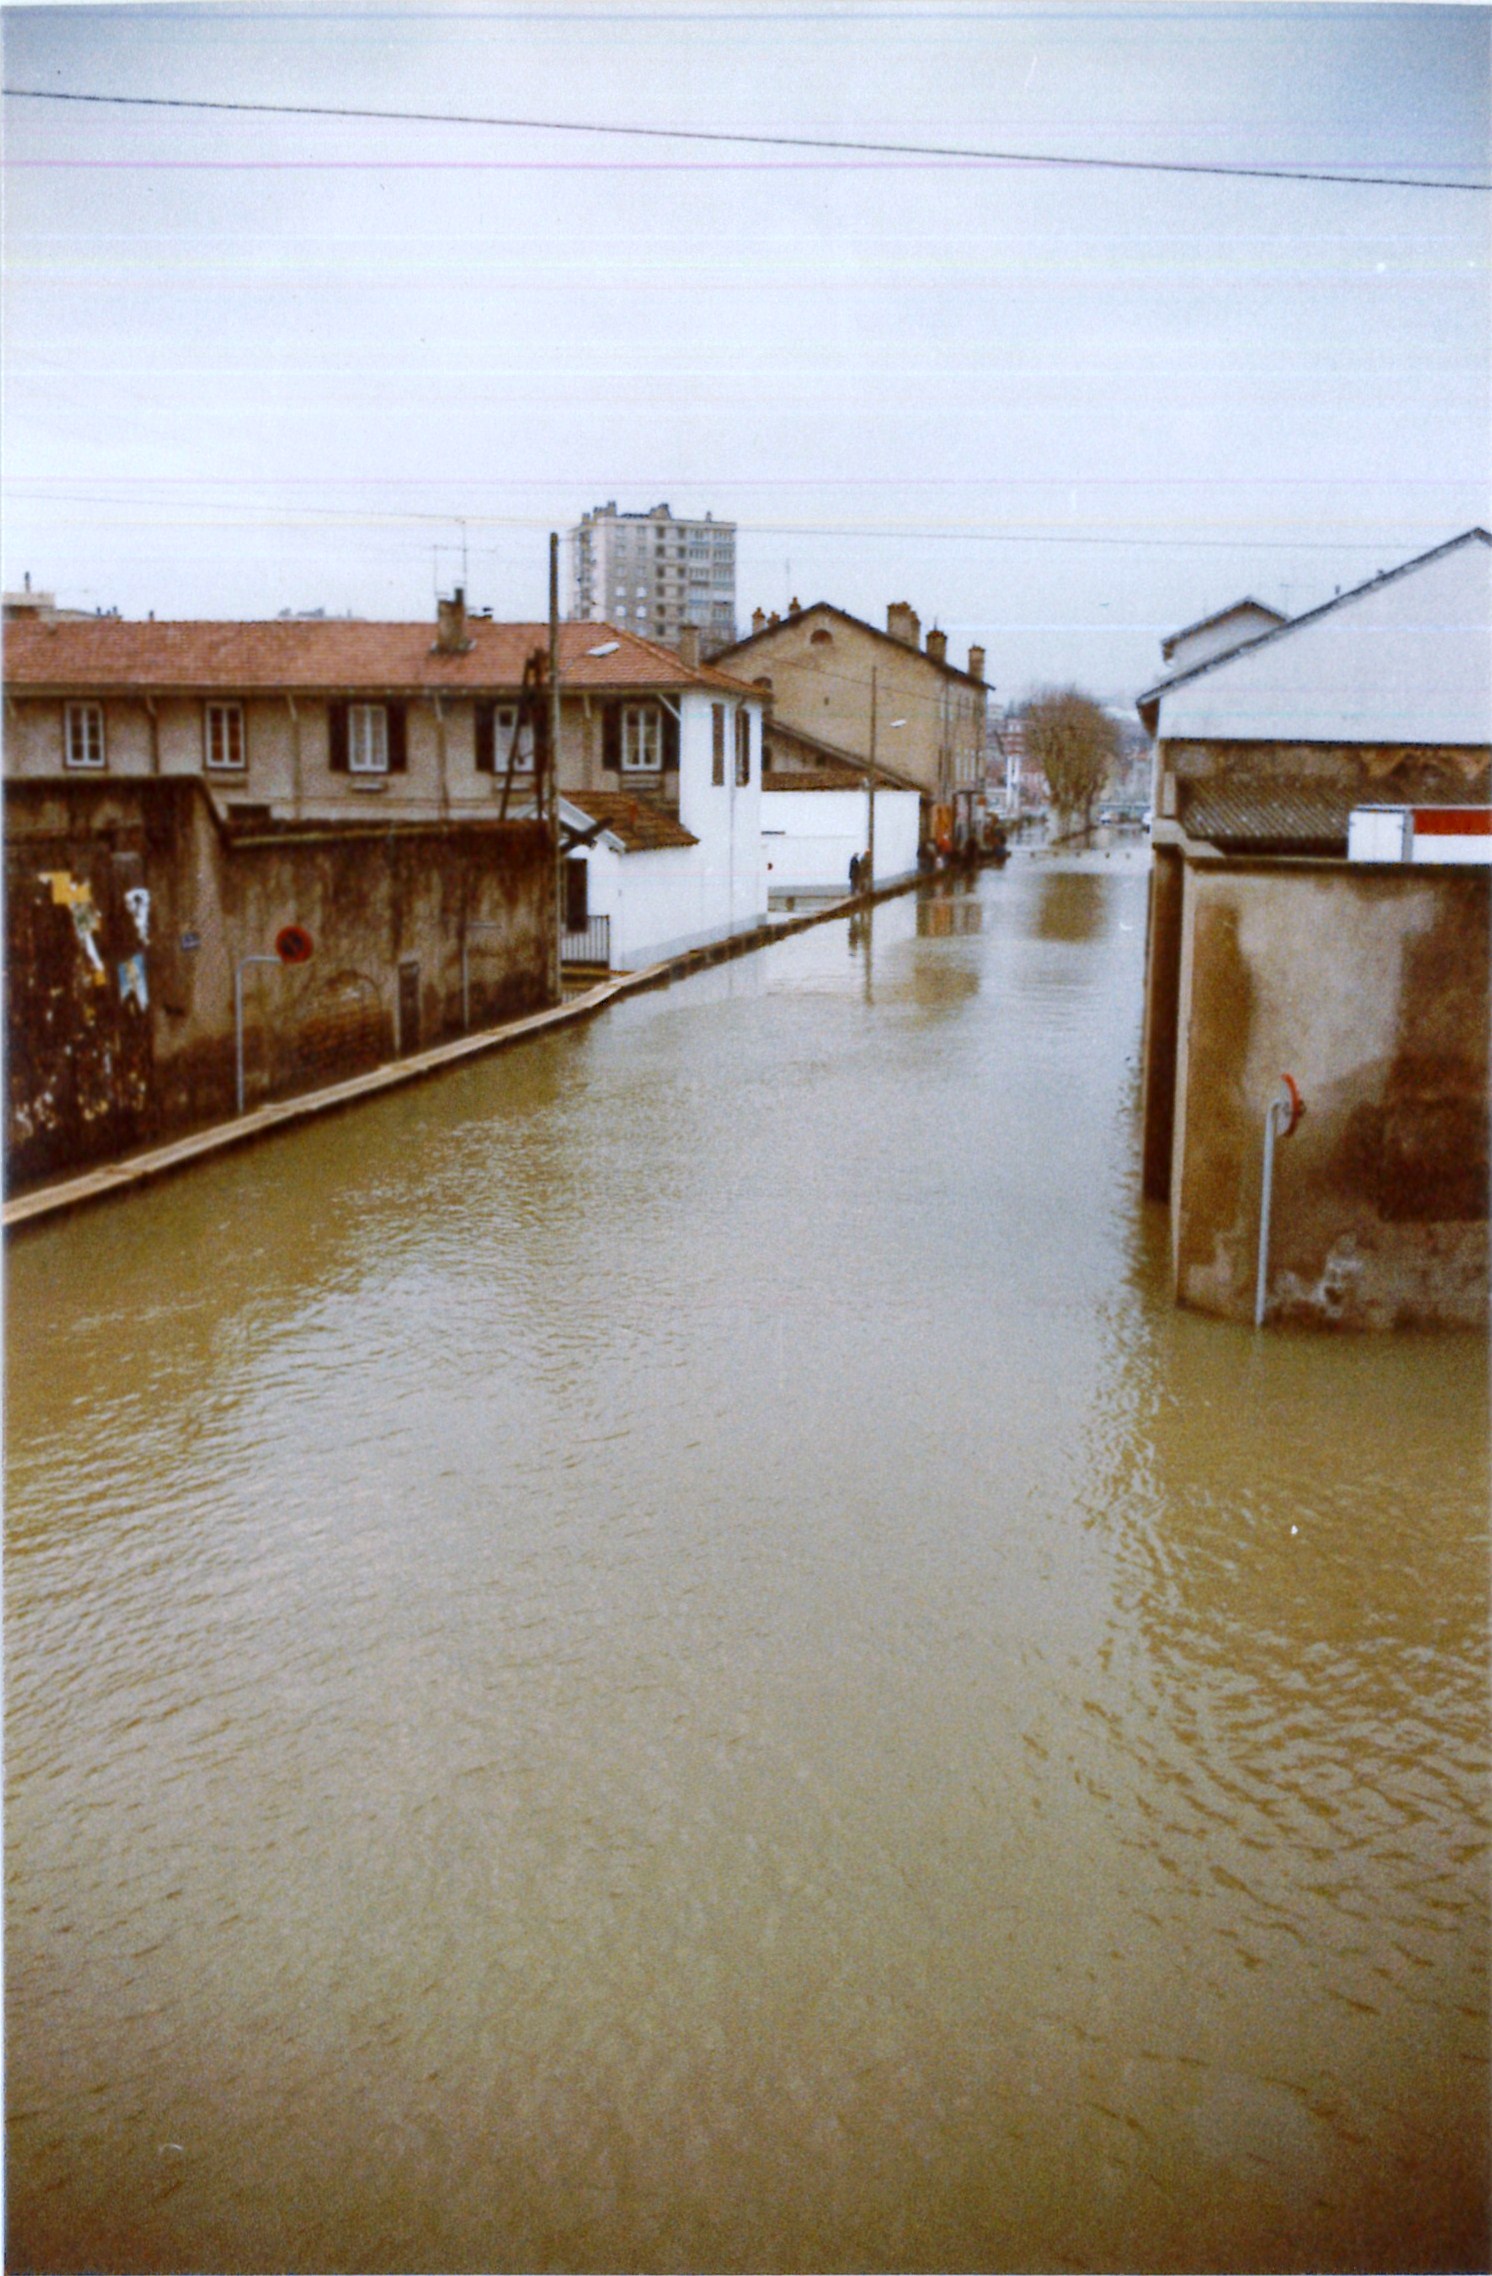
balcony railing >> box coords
[561,913,611,968]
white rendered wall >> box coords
[573,691,767,966]
[760,787,920,892]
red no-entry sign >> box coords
[275,925,315,966]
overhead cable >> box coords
[3,85,1486,192]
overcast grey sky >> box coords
[3,1,1488,702]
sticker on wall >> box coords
[118,953,149,1012]
[124,887,152,945]
[39,871,106,980]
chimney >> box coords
[788,595,801,615]
[435,587,472,655]
[677,625,701,667]
[751,606,767,633]
[968,644,986,683]
[769,610,781,627]
[925,627,948,665]
[887,601,920,647]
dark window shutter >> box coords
[662,705,680,771]
[328,701,349,772]
[601,702,621,771]
[387,702,407,773]
[474,702,495,774]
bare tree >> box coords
[1021,689,1122,843]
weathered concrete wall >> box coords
[1156,737,1490,823]
[1170,857,1489,1328]
[6,778,552,1190]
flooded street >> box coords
[7,851,1487,2274]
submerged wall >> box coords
[5,778,553,1190]
[1170,856,1489,1328]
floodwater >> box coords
[6,852,1487,2274]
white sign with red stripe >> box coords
[1349,806,1492,865]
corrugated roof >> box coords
[1180,785,1351,850]
[2,615,762,699]
[564,790,698,852]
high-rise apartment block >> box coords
[568,503,736,656]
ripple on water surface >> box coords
[6,860,1487,2273]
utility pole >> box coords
[548,533,563,1002]
[866,665,877,893]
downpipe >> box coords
[1254,1072,1305,1329]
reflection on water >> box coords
[1033,867,1109,942]
[7,851,1486,2275]
[916,881,984,937]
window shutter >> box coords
[474,702,495,774]
[601,702,621,771]
[662,705,680,771]
[387,702,408,773]
[327,702,349,772]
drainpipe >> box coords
[234,953,282,1114]
[145,693,160,775]
[286,693,302,818]
[1255,1073,1304,1328]
[433,689,449,820]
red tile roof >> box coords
[2,615,762,700]
[762,766,868,793]
[566,790,698,852]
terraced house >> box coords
[3,589,766,1188]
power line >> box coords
[4,85,1486,193]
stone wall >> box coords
[5,778,553,1191]
[1169,856,1488,1328]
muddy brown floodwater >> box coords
[6,852,1488,2274]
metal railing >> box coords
[561,913,611,968]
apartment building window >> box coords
[64,701,105,770]
[712,703,725,785]
[735,707,751,787]
[205,701,246,771]
[328,700,407,774]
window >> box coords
[348,703,388,773]
[735,707,751,787]
[810,628,833,647]
[475,703,532,774]
[711,703,725,785]
[622,704,662,773]
[205,701,246,771]
[65,701,104,770]
[329,700,407,774]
